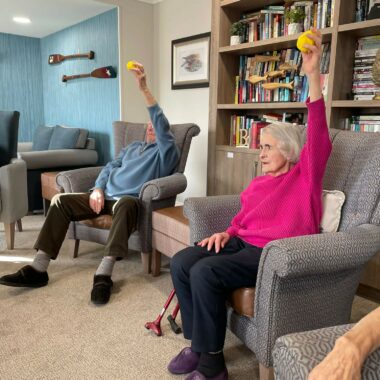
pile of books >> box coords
[352,35,380,100]
[239,0,334,43]
[229,113,305,148]
[343,115,380,132]
[355,0,377,21]
[235,44,330,104]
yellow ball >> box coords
[297,31,315,53]
[126,61,136,70]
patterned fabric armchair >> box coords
[273,324,380,379]
[0,111,28,249]
[56,121,200,273]
[183,129,380,379]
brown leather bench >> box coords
[151,205,255,318]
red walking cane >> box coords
[145,288,182,336]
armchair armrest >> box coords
[56,166,103,193]
[184,195,241,243]
[262,224,380,279]
[18,149,98,170]
[0,159,28,223]
[139,173,187,201]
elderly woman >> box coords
[168,28,331,380]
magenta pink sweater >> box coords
[226,97,332,248]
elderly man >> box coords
[0,63,179,306]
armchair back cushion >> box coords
[113,121,199,173]
[0,111,20,167]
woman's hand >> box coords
[301,27,322,77]
[89,188,105,214]
[197,232,230,253]
[308,336,362,380]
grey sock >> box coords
[31,251,51,273]
[95,256,116,277]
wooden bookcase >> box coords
[207,0,380,298]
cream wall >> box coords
[101,0,155,122]
[153,0,212,202]
[102,0,211,200]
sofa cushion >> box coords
[58,126,89,149]
[32,125,54,151]
[48,126,81,150]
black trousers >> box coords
[170,237,263,353]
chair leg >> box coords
[151,248,161,277]
[259,364,274,380]
[73,239,80,258]
[16,219,23,232]
[141,252,151,274]
[4,222,15,250]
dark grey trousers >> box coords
[170,237,262,353]
[34,193,139,259]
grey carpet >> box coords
[0,215,378,380]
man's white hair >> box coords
[261,122,305,163]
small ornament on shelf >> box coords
[229,21,245,45]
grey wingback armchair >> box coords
[56,121,200,273]
[183,129,380,380]
[0,110,28,249]
[273,323,380,379]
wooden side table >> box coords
[151,206,190,276]
[41,171,63,215]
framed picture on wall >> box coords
[171,32,211,90]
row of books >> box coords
[235,44,330,104]
[229,112,305,148]
[352,35,380,100]
[355,0,377,22]
[239,0,334,43]
[343,115,380,132]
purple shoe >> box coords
[167,347,200,374]
[185,368,228,380]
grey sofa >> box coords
[18,126,98,212]
[273,323,380,379]
[183,128,380,379]
[56,121,200,273]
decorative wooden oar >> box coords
[48,51,95,64]
[262,80,294,90]
[62,66,117,82]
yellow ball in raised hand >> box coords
[297,31,315,53]
[126,61,137,70]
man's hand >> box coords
[197,232,230,253]
[129,61,148,91]
[308,336,362,380]
[128,61,156,106]
[89,188,105,214]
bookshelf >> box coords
[207,0,380,297]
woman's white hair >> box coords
[261,122,305,163]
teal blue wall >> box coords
[0,9,119,164]
[41,9,119,163]
[0,33,44,142]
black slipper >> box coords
[0,265,49,288]
[91,275,113,305]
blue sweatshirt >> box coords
[94,103,180,199]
